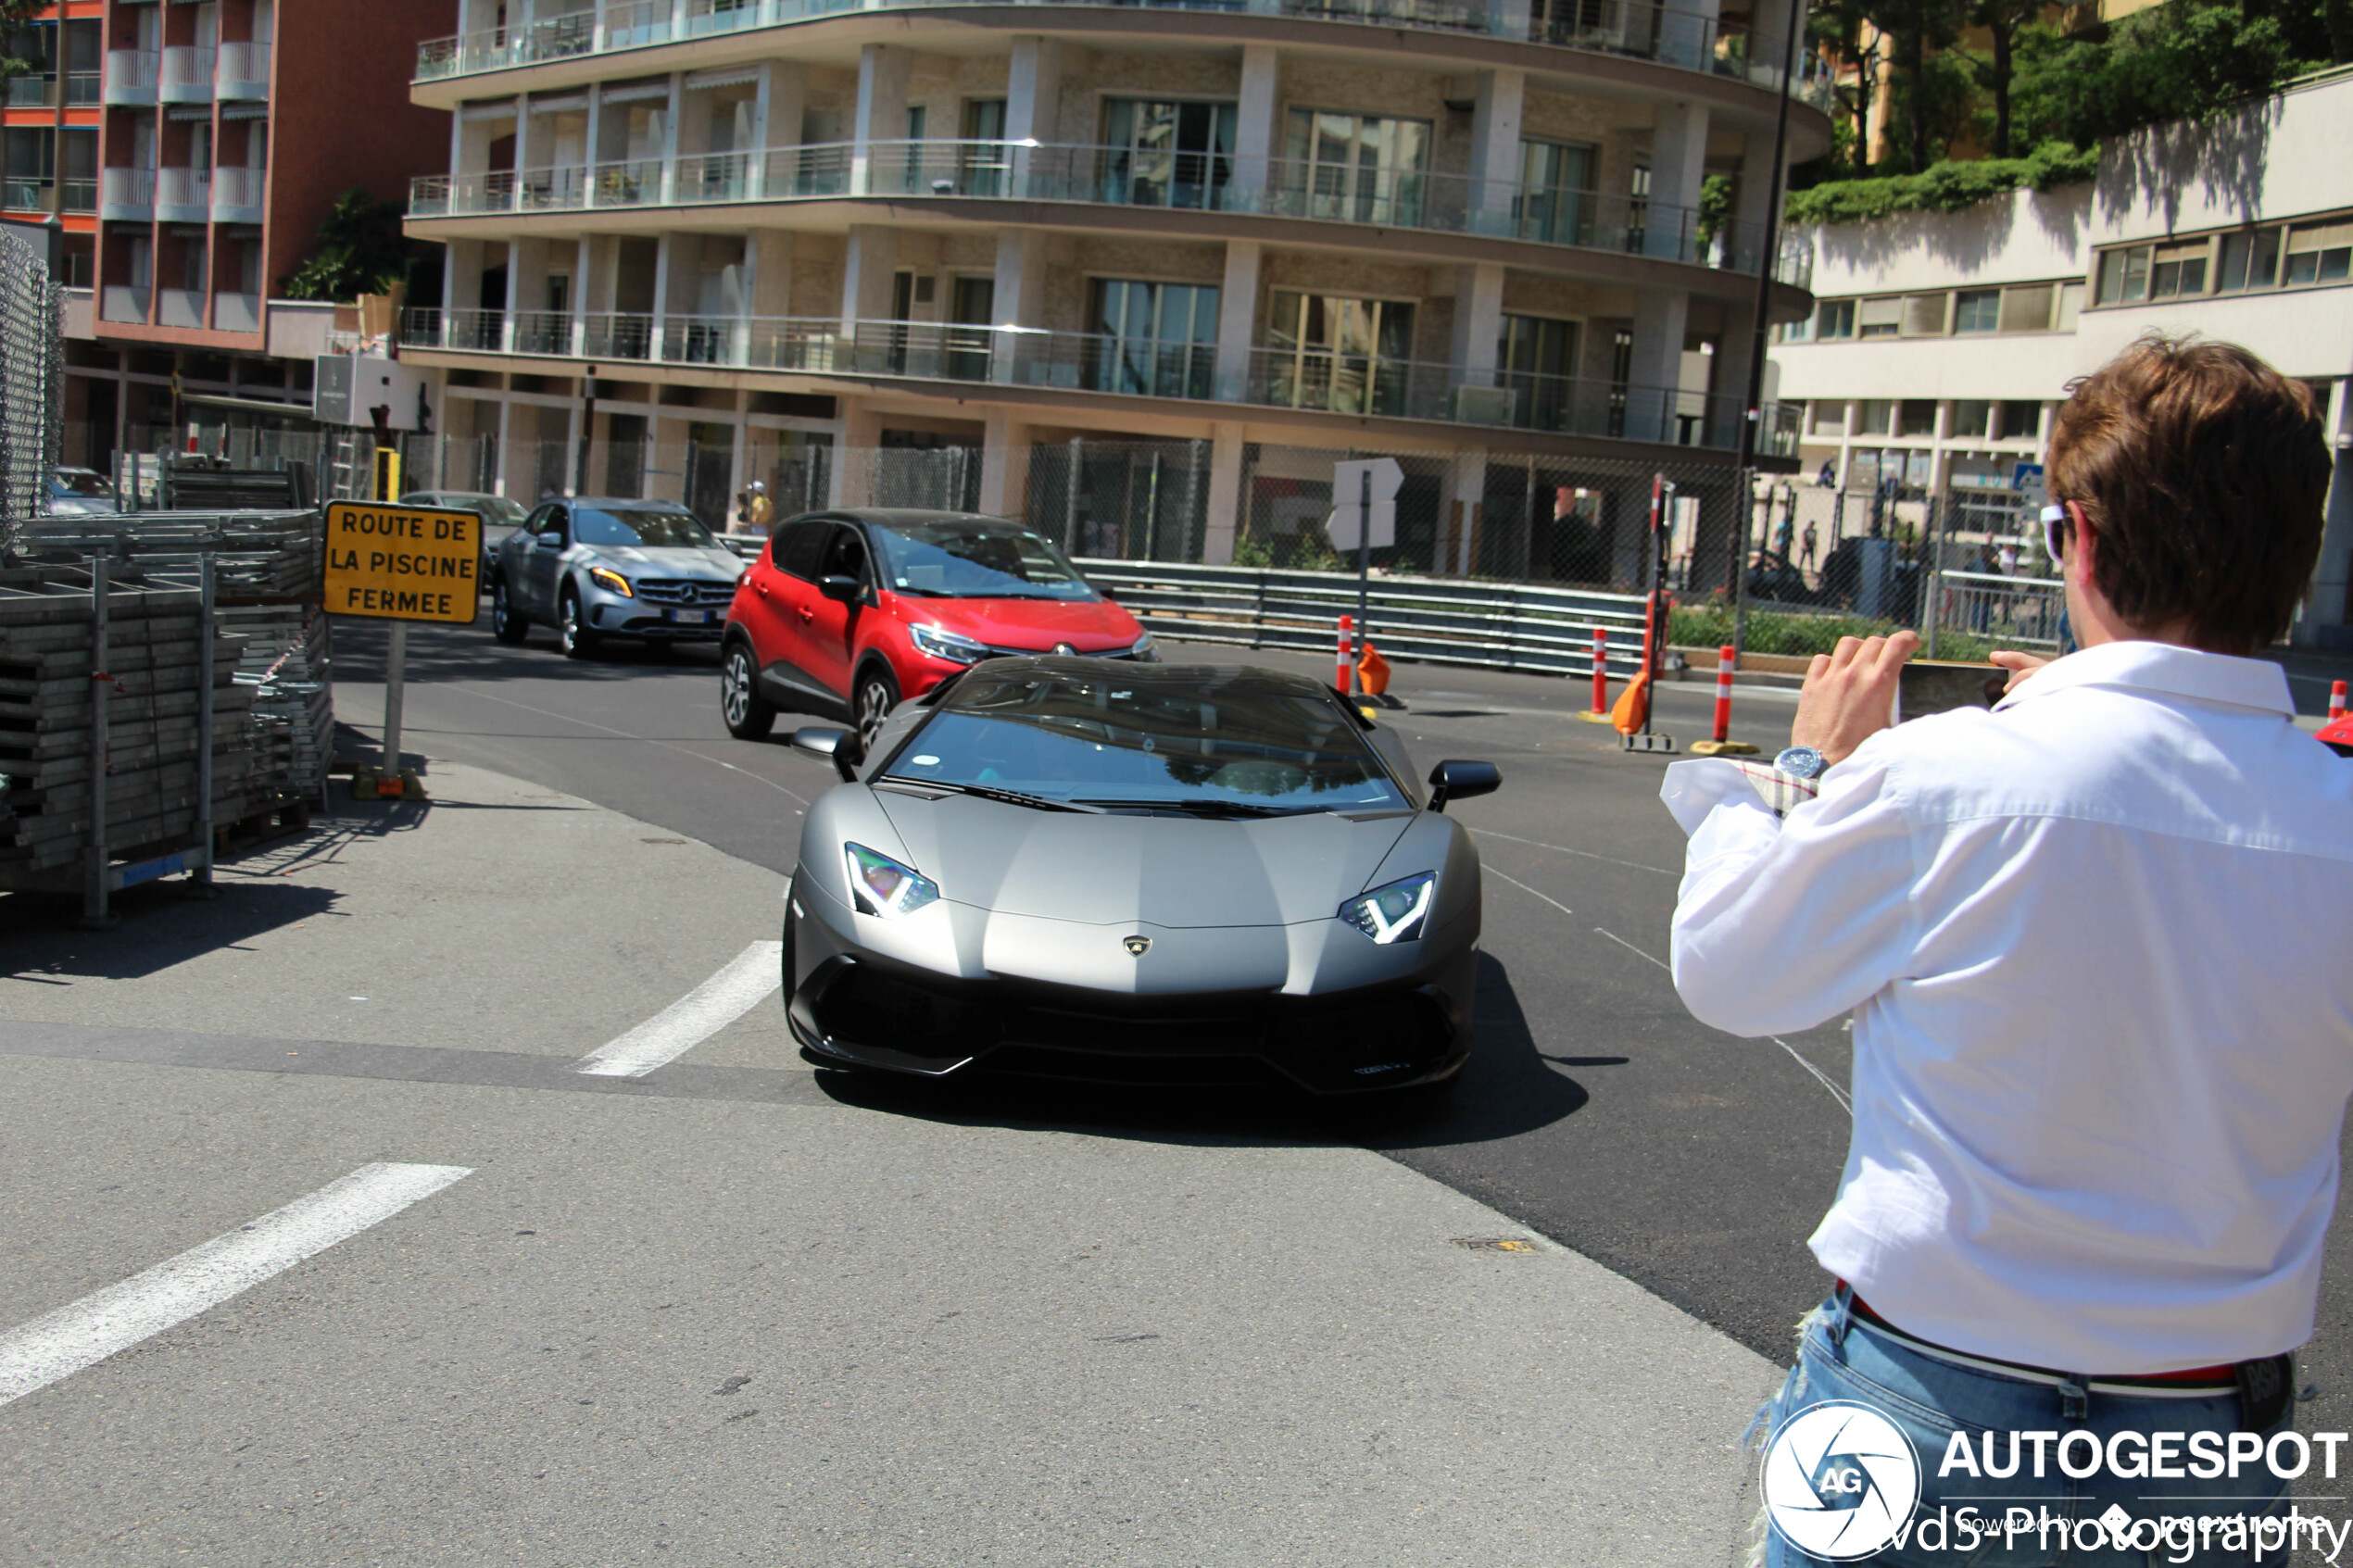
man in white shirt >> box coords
[1665,336,2351,1565]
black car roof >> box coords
[942,656,1341,702]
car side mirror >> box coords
[790,726,862,783]
[536,532,563,549]
[1426,759,1501,812]
[817,574,862,604]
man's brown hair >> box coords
[2047,333,2331,655]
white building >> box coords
[1770,65,2353,646]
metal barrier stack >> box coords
[1074,558,1654,676]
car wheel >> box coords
[721,642,776,740]
[559,588,600,659]
[491,579,529,645]
[854,665,900,750]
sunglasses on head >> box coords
[2039,502,2077,562]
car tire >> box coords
[491,578,530,645]
[721,642,777,740]
[854,664,901,751]
[559,587,600,659]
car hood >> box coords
[871,794,1416,927]
[585,544,742,579]
[887,594,1141,652]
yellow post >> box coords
[374,446,402,502]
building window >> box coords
[2284,220,2353,285]
[959,100,1007,195]
[1951,399,1994,439]
[1856,296,1902,338]
[1283,109,1429,228]
[3,126,53,210]
[1997,283,2053,332]
[2148,241,2208,298]
[1515,138,1592,246]
[1496,313,1578,429]
[1777,312,1812,345]
[1101,99,1236,211]
[2095,245,2150,305]
[1897,399,1937,438]
[1815,299,1856,339]
[1264,290,1416,417]
[2054,282,2083,331]
[1954,290,2000,334]
[1998,400,2041,440]
[1856,398,1895,435]
[1902,293,1950,336]
[1807,400,1845,436]
[1087,278,1218,398]
[2218,228,2282,292]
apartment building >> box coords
[1770,66,2353,645]
[396,0,1826,580]
[2,3,103,282]
[43,0,454,473]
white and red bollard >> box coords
[1577,625,1615,723]
[2330,679,2347,723]
[1688,642,1760,756]
[1334,615,1354,694]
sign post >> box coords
[321,499,482,799]
[1327,457,1403,698]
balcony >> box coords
[158,287,206,328]
[65,70,99,106]
[61,178,94,214]
[210,165,264,223]
[7,74,56,108]
[101,284,150,324]
[160,45,216,104]
[414,0,1806,96]
[156,166,211,222]
[214,291,260,333]
[215,42,270,98]
[104,49,158,106]
[100,166,156,220]
[2,180,50,213]
[399,307,1795,456]
[411,142,1805,283]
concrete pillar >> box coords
[659,73,683,202]
[1745,0,1793,87]
[1466,68,1524,234]
[582,87,605,206]
[1004,36,1062,193]
[1646,102,1708,262]
[748,230,793,320]
[1732,132,1773,272]
[1202,421,1247,564]
[1232,44,1278,208]
[649,233,673,360]
[447,237,488,320]
[1213,239,1261,401]
[830,395,883,507]
[1448,263,1505,387]
[1713,303,1756,447]
[753,61,804,199]
[2296,375,2353,646]
[840,224,898,356]
[570,236,592,354]
[850,44,909,196]
[977,410,1030,516]
[1624,288,1688,443]
[500,240,522,351]
[989,230,1044,382]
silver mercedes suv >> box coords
[489,497,746,659]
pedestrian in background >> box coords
[1660,335,2351,1564]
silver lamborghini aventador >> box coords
[780,658,1499,1093]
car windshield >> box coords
[868,518,1097,601]
[454,494,526,526]
[574,507,716,548]
[52,471,114,499]
[882,670,1408,813]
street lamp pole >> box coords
[1730,0,1807,658]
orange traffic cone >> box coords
[1356,642,1391,696]
[1609,666,1652,734]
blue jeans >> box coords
[1756,1291,2299,1567]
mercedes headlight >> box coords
[1339,872,1435,944]
[846,843,939,918]
[586,565,634,597]
[910,623,989,665]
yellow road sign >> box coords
[322,500,482,624]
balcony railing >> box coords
[415,0,1796,95]
[156,166,211,219]
[211,165,264,218]
[102,284,149,324]
[399,307,1793,454]
[104,49,158,104]
[214,291,261,333]
[160,45,216,103]
[412,141,1806,282]
[2,180,50,212]
[66,70,99,105]
[215,41,271,96]
[7,74,55,107]
[100,166,156,217]
[60,178,95,214]
[158,287,206,329]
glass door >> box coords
[1265,291,1416,416]
[947,275,994,383]
[1497,314,1579,430]
[1101,99,1236,210]
[1516,139,1592,245]
[962,98,1007,196]
[1282,110,1428,227]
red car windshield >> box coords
[870,520,1096,601]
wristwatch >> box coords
[1774,746,1829,781]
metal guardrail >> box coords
[1074,558,1654,675]
[1930,569,2064,652]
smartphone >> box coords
[1895,660,2007,723]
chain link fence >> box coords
[0,224,62,550]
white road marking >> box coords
[1593,925,1670,970]
[574,941,786,1078]
[1470,828,1677,877]
[0,1162,472,1409]
[1772,1037,1854,1115]
[1487,869,1572,919]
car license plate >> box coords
[670,609,714,625]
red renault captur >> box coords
[719,508,1157,746]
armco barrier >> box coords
[1074,559,1653,677]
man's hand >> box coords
[1989,649,2051,693]
[1791,631,1919,765]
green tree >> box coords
[2012,0,2325,147]
[1809,0,1882,177]
[278,189,415,302]
[1969,0,2045,155]
[1870,0,1968,172]
[0,1,52,82]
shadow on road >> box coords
[809,953,1588,1153]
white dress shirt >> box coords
[1662,642,2353,1374]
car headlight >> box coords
[846,843,939,918]
[910,623,989,665]
[1339,872,1435,944]
[1126,632,1158,661]
[586,565,634,597]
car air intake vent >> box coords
[635,578,735,607]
